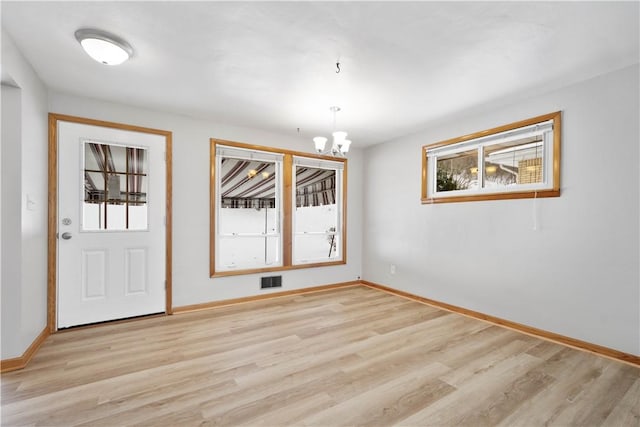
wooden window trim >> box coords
[210,138,347,277]
[421,111,561,204]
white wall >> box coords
[48,92,363,308]
[1,84,23,358]
[363,64,640,355]
[1,31,49,359]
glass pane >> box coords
[82,202,102,231]
[294,205,338,233]
[436,149,478,192]
[110,145,127,173]
[84,172,103,203]
[106,174,123,202]
[294,233,340,263]
[218,157,279,236]
[106,203,126,230]
[83,142,148,231]
[219,207,278,235]
[128,168,148,204]
[484,136,543,189]
[127,146,147,204]
[216,154,281,271]
[128,205,148,230]
[295,167,337,209]
[295,167,337,232]
[293,165,341,265]
[217,236,281,270]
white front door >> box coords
[57,121,166,328]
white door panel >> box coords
[57,121,165,328]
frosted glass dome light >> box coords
[75,29,133,65]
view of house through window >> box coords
[82,141,148,230]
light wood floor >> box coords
[1,286,638,426]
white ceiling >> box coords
[2,1,638,147]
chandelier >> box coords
[313,106,351,156]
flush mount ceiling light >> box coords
[75,28,133,65]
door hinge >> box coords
[165,280,167,290]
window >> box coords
[292,157,344,265]
[82,141,148,230]
[214,145,283,272]
[211,139,346,277]
[422,111,561,203]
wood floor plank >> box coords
[454,368,556,426]
[301,362,454,426]
[602,377,640,427]
[396,352,543,426]
[1,286,638,426]
[496,351,611,427]
[550,363,639,426]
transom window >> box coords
[422,111,561,203]
[211,139,347,277]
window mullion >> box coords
[283,154,293,266]
[478,146,485,190]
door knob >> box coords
[61,232,72,240]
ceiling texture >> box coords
[2,1,638,147]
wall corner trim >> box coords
[0,327,50,373]
[361,281,640,367]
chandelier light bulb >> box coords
[313,136,328,153]
[340,139,352,153]
[332,131,348,143]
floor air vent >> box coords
[261,275,282,289]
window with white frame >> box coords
[292,156,344,265]
[214,145,283,272]
[422,112,561,203]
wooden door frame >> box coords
[48,113,173,333]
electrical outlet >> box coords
[390,264,396,275]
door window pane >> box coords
[82,142,148,231]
